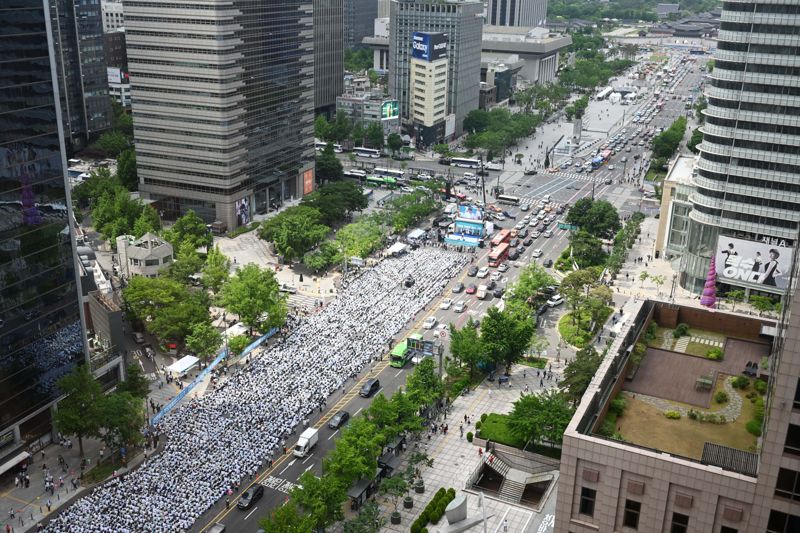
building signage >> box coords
[458,205,483,221]
[381,100,399,120]
[303,169,314,195]
[411,32,448,62]
[107,67,122,85]
[715,236,793,290]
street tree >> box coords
[366,122,384,149]
[688,127,703,153]
[219,263,287,332]
[291,472,346,531]
[201,245,230,294]
[480,307,535,374]
[163,210,213,251]
[639,271,649,288]
[301,181,367,227]
[95,130,131,157]
[387,133,404,155]
[132,205,161,238]
[303,241,342,272]
[726,289,745,311]
[53,365,104,459]
[315,143,344,183]
[101,392,145,451]
[170,240,204,284]
[259,205,330,261]
[227,334,250,358]
[463,109,491,134]
[750,294,776,316]
[569,230,607,268]
[258,499,315,533]
[335,216,386,258]
[351,121,366,147]
[185,322,223,363]
[507,389,574,448]
[378,475,407,519]
[91,186,147,243]
[366,393,396,436]
[390,389,424,435]
[331,110,353,143]
[314,114,332,141]
[343,501,385,533]
[565,198,620,238]
[449,319,486,382]
[324,416,383,486]
[405,358,444,409]
[506,263,555,313]
[560,346,603,407]
[117,148,138,191]
[651,275,666,295]
[117,363,150,399]
[559,268,598,325]
[123,276,209,341]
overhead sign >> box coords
[411,32,448,62]
[381,100,399,120]
[715,236,793,290]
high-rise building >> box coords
[125,0,316,229]
[378,0,391,18]
[49,0,112,153]
[389,0,483,141]
[344,0,378,50]
[486,0,548,27]
[409,32,450,145]
[676,0,800,298]
[314,0,345,116]
[100,0,124,32]
[0,1,87,464]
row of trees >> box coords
[259,360,443,532]
[607,212,646,277]
[462,108,542,159]
[315,112,385,150]
[564,95,590,121]
[651,116,688,166]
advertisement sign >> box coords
[445,114,456,138]
[235,196,251,227]
[458,205,483,221]
[303,169,315,195]
[715,236,793,290]
[381,100,399,120]
[107,67,122,84]
[411,32,448,62]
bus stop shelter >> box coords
[166,355,199,377]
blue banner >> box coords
[150,327,278,425]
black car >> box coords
[516,245,525,255]
[237,485,264,510]
[452,282,464,293]
[477,169,489,176]
[404,276,415,288]
[604,179,613,185]
[439,158,451,165]
[360,378,380,398]
[518,228,528,238]
[328,410,350,429]
[556,207,564,215]
[523,237,534,246]
[509,250,520,260]
[509,238,519,248]
[543,258,554,268]
[487,280,496,290]
[503,211,516,219]
[524,169,538,175]
[467,266,478,277]
[493,288,505,298]
[542,285,559,295]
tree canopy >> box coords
[315,143,344,183]
[300,181,367,227]
[163,210,212,251]
[53,365,104,458]
[560,346,603,406]
[122,276,209,341]
[507,389,574,448]
[565,198,620,238]
[260,205,330,261]
[652,116,687,159]
[218,263,287,332]
[185,322,223,363]
[480,307,536,373]
[201,245,230,294]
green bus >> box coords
[389,339,410,368]
[366,175,397,188]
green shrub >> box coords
[672,323,690,338]
[597,419,616,437]
[411,523,421,533]
[706,347,723,360]
[421,529,429,533]
[480,413,488,423]
[687,409,698,420]
[714,390,729,404]
[665,410,681,419]
[474,421,482,430]
[754,380,767,395]
[746,419,762,436]
[754,397,765,423]
[644,321,658,343]
[731,376,750,389]
[447,488,456,498]
[466,432,473,442]
[609,397,627,417]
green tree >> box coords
[507,389,574,447]
[335,216,386,258]
[480,307,535,374]
[651,274,666,295]
[390,389,424,435]
[351,121,366,146]
[569,230,607,268]
[219,263,287,332]
[304,240,342,272]
[687,127,703,153]
[565,198,620,238]
[110,99,134,137]
[163,210,213,251]
[117,148,138,190]
[132,205,161,238]
[53,365,104,459]
[463,109,491,134]
[331,110,353,143]
[750,295,776,316]
[185,322,223,363]
[386,132,404,155]
[301,181,368,226]
[258,500,315,533]
[344,47,374,72]
[379,475,407,516]
[291,472,346,531]
[227,334,250,358]
[639,271,649,287]
[324,416,384,486]
[95,130,131,157]
[202,245,231,294]
[72,167,119,209]
[170,240,204,283]
[343,501,386,533]
[366,122,384,149]
[100,392,145,450]
[726,289,745,311]
[506,263,556,313]
[561,268,600,325]
[406,358,444,409]
[449,319,486,383]
[117,363,150,399]
[315,114,332,141]
[122,276,209,341]
[433,143,452,159]
[652,116,687,159]
[560,346,603,406]
[91,186,147,243]
[259,205,330,261]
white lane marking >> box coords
[354,407,363,416]
[279,459,296,475]
[301,453,314,464]
[492,507,511,533]
[244,506,258,520]
[304,464,314,472]
[327,429,339,441]
[394,370,403,378]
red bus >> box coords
[600,149,613,162]
[490,229,512,247]
[488,243,510,267]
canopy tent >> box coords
[407,228,425,241]
[166,355,199,376]
[0,451,29,477]
[386,242,409,256]
[224,323,247,339]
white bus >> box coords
[374,167,406,180]
[497,194,521,205]
[314,140,343,153]
[354,147,381,158]
[596,87,613,101]
[450,157,480,169]
[344,169,367,180]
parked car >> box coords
[547,295,565,307]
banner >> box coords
[458,205,483,221]
[715,236,792,290]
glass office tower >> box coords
[0,0,86,460]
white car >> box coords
[514,222,526,230]
[547,295,565,307]
[477,267,489,278]
[523,215,531,222]
[417,173,431,180]
[520,204,530,211]
[498,263,509,272]
[401,186,414,193]
[532,248,543,258]
[608,165,615,171]
[423,316,437,329]
[439,298,453,310]
[491,272,502,282]
[454,301,466,313]
[543,230,553,238]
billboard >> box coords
[411,32,448,62]
[445,114,456,138]
[235,196,251,227]
[381,100,399,120]
[303,169,315,195]
[715,236,793,290]
[458,205,483,221]
[107,67,122,84]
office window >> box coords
[767,510,800,533]
[623,499,641,529]
[775,468,800,500]
[786,424,800,456]
[794,377,800,409]
[579,487,596,517]
[670,513,689,533]
[720,527,737,533]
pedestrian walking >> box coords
[460,424,464,438]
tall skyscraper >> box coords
[0,0,87,462]
[126,0,316,229]
[678,0,800,297]
[314,0,345,116]
[487,0,548,27]
[343,0,379,50]
[48,0,112,153]
[389,0,483,140]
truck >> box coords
[477,284,488,300]
[294,428,319,458]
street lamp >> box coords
[670,273,678,302]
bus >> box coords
[374,167,406,181]
[490,228,512,247]
[450,157,480,169]
[596,87,613,101]
[488,242,510,267]
[344,169,366,180]
[366,175,397,188]
[354,147,381,158]
[599,149,613,162]
[497,194,520,206]
[389,339,411,368]
[315,140,343,153]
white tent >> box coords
[224,323,248,338]
[407,228,425,240]
[166,355,199,376]
[387,242,409,256]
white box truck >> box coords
[294,428,319,458]
[477,284,488,300]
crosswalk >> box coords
[287,292,323,311]
[547,171,614,182]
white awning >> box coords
[387,242,408,256]
[166,355,199,376]
[407,228,425,240]
[0,451,29,476]
[224,323,247,338]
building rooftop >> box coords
[482,25,572,54]
[664,154,697,185]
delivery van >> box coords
[294,428,319,458]
[477,285,488,300]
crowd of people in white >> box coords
[44,248,466,532]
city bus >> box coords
[315,140,343,153]
[365,175,397,188]
[488,242,510,267]
[373,167,406,181]
[490,228,512,247]
[389,339,411,368]
[450,157,480,169]
[354,147,381,158]
[344,169,367,180]
[497,194,521,206]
